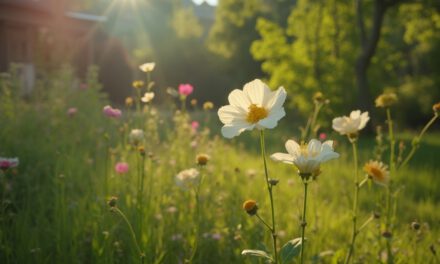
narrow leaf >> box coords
[241,249,273,262]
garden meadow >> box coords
[1,63,440,264]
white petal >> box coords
[228,89,250,110]
[308,139,322,153]
[243,79,269,105]
[322,140,334,148]
[332,117,344,132]
[218,105,245,125]
[285,140,300,155]
[257,108,285,129]
[270,153,294,164]
[221,123,254,138]
[350,110,361,119]
[264,86,287,110]
[318,151,339,163]
[358,111,370,130]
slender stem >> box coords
[138,153,146,243]
[399,114,438,169]
[300,181,309,264]
[385,108,395,264]
[358,215,374,232]
[344,141,359,264]
[256,214,273,232]
[113,207,144,263]
[259,130,278,264]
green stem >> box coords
[256,214,273,232]
[114,207,144,263]
[259,130,278,264]
[138,153,146,243]
[399,114,438,169]
[358,215,374,233]
[300,181,309,264]
[344,141,359,264]
[385,108,395,264]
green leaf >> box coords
[241,249,273,262]
[280,237,303,264]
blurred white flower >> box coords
[218,79,286,138]
[129,129,144,145]
[175,168,200,189]
[332,110,369,136]
[364,160,389,186]
[271,139,339,177]
[141,92,155,103]
[139,62,155,72]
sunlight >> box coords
[192,0,218,6]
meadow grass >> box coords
[0,68,439,263]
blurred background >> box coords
[1,0,439,127]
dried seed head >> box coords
[108,196,118,208]
[196,154,210,166]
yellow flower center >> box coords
[246,104,268,124]
[364,163,385,182]
[299,142,318,158]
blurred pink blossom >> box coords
[80,83,88,90]
[67,107,77,117]
[115,162,129,174]
[103,105,122,118]
[0,157,19,171]
[178,84,194,96]
[191,121,199,131]
[319,132,327,141]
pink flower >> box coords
[115,162,129,174]
[80,83,88,90]
[0,157,19,171]
[191,121,199,130]
[103,105,122,118]
[319,132,327,141]
[178,84,194,96]
[67,107,77,117]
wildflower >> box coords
[190,99,197,106]
[129,129,144,145]
[203,101,214,110]
[363,160,389,186]
[115,162,129,174]
[313,92,325,104]
[125,97,133,107]
[132,80,144,89]
[433,102,440,115]
[319,132,327,141]
[271,139,339,179]
[196,154,210,166]
[218,79,286,138]
[175,168,200,189]
[211,233,222,240]
[0,157,19,171]
[141,92,155,103]
[191,121,199,131]
[108,196,118,208]
[375,92,398,108]
[138,146,146,156]
[411,221,421,231]
[67,107,77,117]
[242,199,258,216]
[139,62,156,72]
[178,84,194,96]
[332,110,369,139]
[103,105,122,118]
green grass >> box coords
[0,68,439,264]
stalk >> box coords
[385,108,395,264]
[344,141,359,264]
[259,130,278,264]
[300,181,309,264]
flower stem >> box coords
[113,207,144,263]
[259,130,278,264]
[385,108,395,264]
[300,181,309,264]
[137,153,146,243]
[344,141,359,264]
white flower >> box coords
[271,139,339,175]
[175,168,200,189]
[141,92,155,103]
[332,110,370,135]
[217,79,287,138]
[129,129,144,145]
[139,62,155,72]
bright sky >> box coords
[192,0,218,6]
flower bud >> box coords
[268,178,279,186]
[243,200,258,216]
[433,102,440,115]
[203,101,214,110]
[108,196,118,208]
[132,80,144,89]
[411,221,420,230]
[375,92,398,108]
[313,92,325,104]
[382,230,392,238]
[196,154,210,166]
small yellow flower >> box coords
[375,92,398,108]
[242,200,258,216]
[364,160,389,186]
[203,101,214,110]
[125,97,133,107]
[433,102,440,115]
[132,80,144,89]
[196,154,210,166]
[313,92,324,104]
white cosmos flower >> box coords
[141,92,155,103]
[139,62,155,72]
[217,79,287,138]
[271,139,339,175]
[175,168,200,189]
[332,110,370,135]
